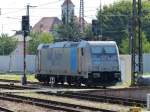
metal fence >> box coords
[0,55,36,73]
[0,54,149,77]
[0,54,149,85]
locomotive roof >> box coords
[38,41,117,50]
[50,41,79,48]
[87,41,116,46]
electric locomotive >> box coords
[35,41,121,87]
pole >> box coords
[138,0,143,75]
[26,4,37,32]
[27,4,30,32]
[21,5,30,85]
[66,0,69,40]
[27,5,30,16]
[131,0,136,86]
[67,0,69,25]
[100,0,102,40]
[21,29,27,85]
[79,0,84,33]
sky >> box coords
[0,0,116,35]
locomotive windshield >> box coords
[91,46,118,65]
[91,46,117,54]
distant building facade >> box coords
[32,0,88,33]
[32,17,62,33]
[11,31,30,55]
[61,0,75,24]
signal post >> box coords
[21,15,29,85]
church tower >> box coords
[61,0,75,24]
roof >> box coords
[38,41,117,50]
[32,17,62,33]
[88,41,117,46]
[62,0,74,6]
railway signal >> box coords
[92,19,100,36]
[21,5,36,85]
[22,16,29,37]
[21,15,30,85]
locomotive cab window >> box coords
[104,46,117,54]
[91,46,117,54]
[91,45,118,65]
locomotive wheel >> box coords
[75,78,81,87]
[68,81,72,86]
[75,82,81,87]
[60,80,64,85]
[86,80,93,87]
[103,86,106,89]
[54,78,58,86]
[67,77,72,86]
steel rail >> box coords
[0,83,37,90]
[39,92,146,107]
[0,79,37,84]
[1,79,150,90]
[0,93,116,112]
[0,106,14,112]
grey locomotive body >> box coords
[35,41,121,86]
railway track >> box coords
[0,83,37,90]
[0,79,37,85]
[0,79,105,89]
[1,78,150,89]
[39,91,146,108]
[0,93,116,112]
[0,79,147,108]
[0,106,14,112]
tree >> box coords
[54,21,81,41]
[96,0,150,53]
[120,32,150,54]
[97,0,132,44]
[28,32,54,54]
[142,0,150,41]
[0,34,18,55]
[83,24,94,40]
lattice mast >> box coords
[79,0,84,32]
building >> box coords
[32,17,62,33]
[61,0,75,24]
[32,0,87,33]
[11,31,30,55]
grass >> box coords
[143,73,150,75]
[0,73,38,82]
